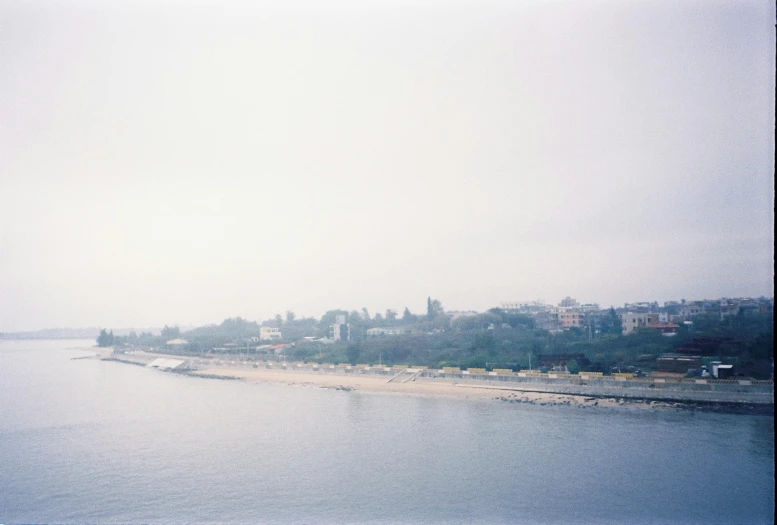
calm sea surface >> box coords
[0,339,773,524]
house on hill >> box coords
[366,327,412,337]
[646,322,680,336]
[260,327,282,341]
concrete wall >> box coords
[417,371,773,404]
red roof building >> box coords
[648,322,680,336]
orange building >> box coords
[558,309,584,328]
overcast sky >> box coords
[1,0,774,331]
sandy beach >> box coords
[184,365,680,411]
[87,350,772,413]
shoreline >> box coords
[92,351,774,414]
[180,366,773,414]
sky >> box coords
[1,0,774,332]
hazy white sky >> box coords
[1,0,774,331]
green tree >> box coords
[402,307,418,324]
[451,312,501,332]
[291,344,317,362]
[348,311,365,340]
[470,332,497,356]
[427,297,444,319]
[161,325,180,340]
[96,328,114,347]
[749,330,774,359]
[501,311,534,329]
[600,307,622,335]
[286,311,296,324]
[346,343,361,365]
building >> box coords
[624,301,658,312]
[739,303,761,316]
[268,343,292,356]
[657,354,702,373]
[366,327,411,337]
[718,297,774,319]
[678,336,738,356]
[331,315,350,342]
[680,303,703,319]
[501,301,533,310]
[720,301,740,319]
[701,300,720,316]
[558,309,584,329]
[500,300,549,314]
[710,361,734,379]
[647,322,680,336]
[260,327,282,341]
[579,303,601,313]
[534,310,560,331]
[620,313,650,335]
[147,357,189,371]
[558,297,579,308]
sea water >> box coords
[0,339,773,524]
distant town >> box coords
[3,295,774,380]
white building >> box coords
[619,313,650,335]
[500,300,546,310]
[558,297,579,308]
[332,315,350,342]
[366,327,410,337]
[579,303,600,313]
[260,327,282,341]
[147,357,189,370]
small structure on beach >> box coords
[147,358,189,371]
[711,362,734,379]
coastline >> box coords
[181,366,772,414]
[90,350,773,414]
